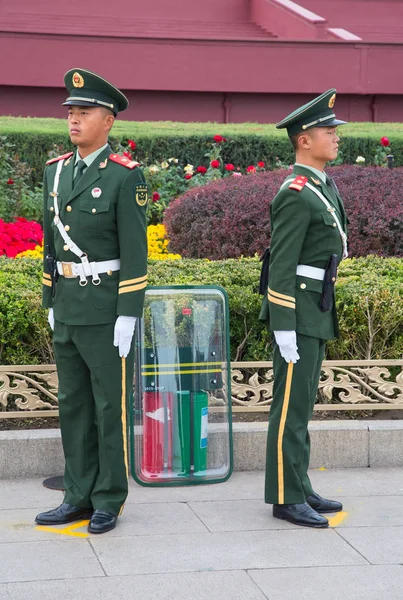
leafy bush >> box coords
[165,166,403,259]
[1,256,402,366]
[0,136,43,222]
[1,118,402,189]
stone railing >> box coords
[1,360,402,419]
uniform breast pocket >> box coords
[79,200,110,238]
[315,212,338,252]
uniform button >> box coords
[63,244,69,251]
[65,225,70,232]
[92,208,96,213]
[67,205,72,212]
[333,223,337,228]
[50,206,54,212]
[300,283,307,290]
[107,270,113,276]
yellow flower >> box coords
[161,161,169,169]
[184,164,194,173]
[168,157,179,164]
[147,224,181,260]
[148,165,160,174]
[15,244,43,259]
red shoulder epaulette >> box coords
[46,152,74,165]
[109,153,139,169]
[289,175,308,192]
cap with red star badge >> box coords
[276,89,347,137]
[62,68,129,116]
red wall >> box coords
[1,0,403,122]
[1,85,402,124]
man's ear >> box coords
[105,113,115,131]
[298,132,313,150]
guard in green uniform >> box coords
[259,89,348,528]
[35,69,148,534]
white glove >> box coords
[113,316,137,358]
[48,308,54,331]
[274,330,300,364]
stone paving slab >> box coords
[90,529,366,576]
[0,571,267,600]
[1,468,402,510]
[338,525,403,565]
[0,469,402,598]
[0,539,103,584]
[249,565,403,600]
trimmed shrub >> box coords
[0,256,402,366]
[1,122,402,189]
[165,166,403,259]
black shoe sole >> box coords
[35,512,93,526]
[88,522,117,534]
[273,512,329,528]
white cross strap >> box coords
[305,182,348,258]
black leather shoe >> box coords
[273,502,329,528]
[88,510,117,534]
[35,503,93,525]
[306,491,343,513]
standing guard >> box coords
[36,69,148,534]
[259,89,348,528]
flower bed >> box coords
[0,218,180,261]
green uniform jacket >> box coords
[259,165,348,341]
[42,145,148,325]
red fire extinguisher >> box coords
[141,392,173,478]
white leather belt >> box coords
[296,265,325,281]
[57,258,120,286]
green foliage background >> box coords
[1,255,402,366]
[0,117,401,188]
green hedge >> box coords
[1,117,402,187]
[1,255,402,366]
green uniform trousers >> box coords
[265,333,326,505]
[53,320,134,516]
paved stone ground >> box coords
[0,468,403,599]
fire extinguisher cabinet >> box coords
[130,285,233,486]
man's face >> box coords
[306,126,340,162]
[67,106,113,147]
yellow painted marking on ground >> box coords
[63,520,90,533]
[318,467,327,471]
[328,511,348,527]
[35,520,90,538]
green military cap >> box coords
[276,89,347,137]
[62,68,129,116]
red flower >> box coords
[246,165,256,173]
[123,151,132,159]
[128,140,136,150]
[213,135,226,143]
[196,166,207,174]
[210,160,220,169]
[225,164,235,171]
[7,178,14,185]
[185,173,193,180]
[152,192,160,202]
[380,137,390,147]
[257,161,265,168]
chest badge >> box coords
[91,187,102,198]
